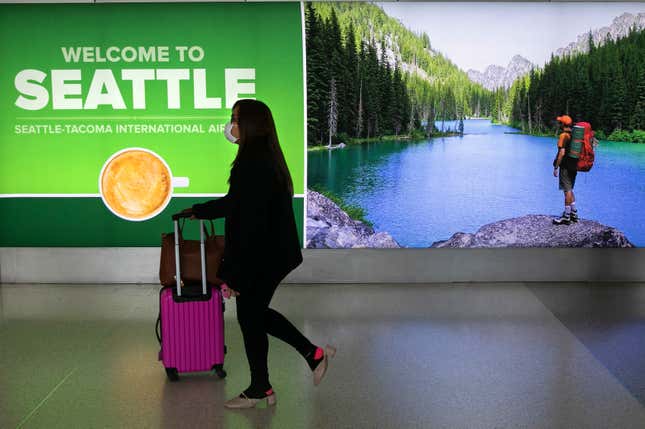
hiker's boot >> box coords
[553,212,571,225]
[570,211,579,223]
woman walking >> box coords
[183,99,335,409]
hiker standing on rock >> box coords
[552,115,579,225]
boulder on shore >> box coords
[306,190,400,248]
[431,215,634,248]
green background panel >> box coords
[0,197,304,247]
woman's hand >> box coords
[553,167,559,178]
[220,283,240,299]
[180,207,197,220]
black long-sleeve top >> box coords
[191,157,302,293]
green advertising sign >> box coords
[0,2,305,246]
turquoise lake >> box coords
[308,119,645,247]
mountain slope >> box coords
[312,2,486,94]
[555,12,645,57]
[467,56,534,91]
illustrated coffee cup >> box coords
[99,148,189,221]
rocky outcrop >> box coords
[555,12,645,58]
[306,190,400,248]
[431,215,634,248]
[467,55,534,90]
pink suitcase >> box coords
[156,217,226,381]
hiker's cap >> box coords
[556,115,572,126]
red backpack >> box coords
[572,122,595,172]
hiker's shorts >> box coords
[559,167,577,192]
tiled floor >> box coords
[1,283,644,428]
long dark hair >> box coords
[229,99,294,196]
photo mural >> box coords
[305,2,645,248]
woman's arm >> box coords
[191,194,232,219]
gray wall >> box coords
[2,248,644,284]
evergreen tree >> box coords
[325,9,344,143]
[356,40,367,138]
[305,3,325,145]
[378,41,393,135]
[344,22,359,137]
[630,65,645,130]
[365,39,380,137]
[328,77,338,147]
[588,31,595,54]
[606,54,626,130]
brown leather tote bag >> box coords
[159,220,224,287]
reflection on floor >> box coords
[1,283,644,429]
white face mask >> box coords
[223,122,239,144]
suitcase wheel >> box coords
[212,364,227,379]
[165,367,179,382]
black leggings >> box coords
[235,277,315,395]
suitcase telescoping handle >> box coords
[171,213,208,297]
